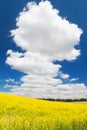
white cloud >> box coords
[70,78,79,82]
[11,0,83,61]
[6,50,62,91]
[6,0,86,99]
[4,84,18,89]
[10,83,87,99]
[5,78,19,84]
[21,74,62,86]
[59,71,70,79]
[6,51,61,76]
[6,78,15,83]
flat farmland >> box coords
[0,93,87,130]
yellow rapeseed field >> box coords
[0,93,87,130]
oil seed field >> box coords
[0,93,87,130]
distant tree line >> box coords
[38,98,87,102]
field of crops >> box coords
[0,93,87,130]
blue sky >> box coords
[0,0,87,98]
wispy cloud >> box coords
[5,78,19,84]
[70,78,79,82]
[4,84,18,89]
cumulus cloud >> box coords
[11,0,82,61]
[21,74,62,86]
[6,0,86,99]
[10,83,87,99]
[6,50,61,76]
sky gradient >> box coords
[0,0,87,98]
